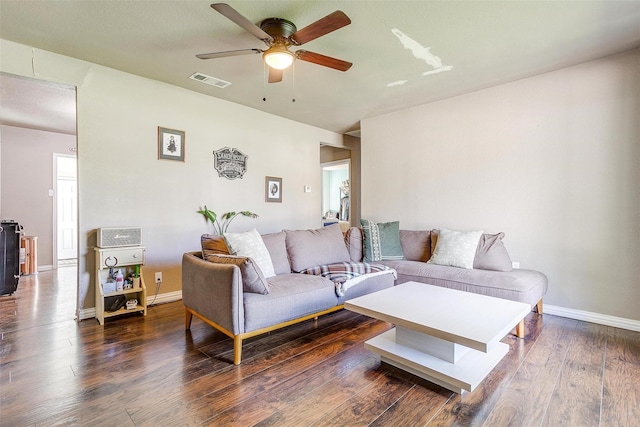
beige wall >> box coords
[1,39,342,311]
[0,125,76,268]
[361,48,640,321]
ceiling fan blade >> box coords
[296,50,352,72]
[196,48,262,60]
[211,3,273,43]
[290,11,351,45]
[268,67,283,83]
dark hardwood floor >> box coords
[1,268,638,426]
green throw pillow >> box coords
[360,219,404,262]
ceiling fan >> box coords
[197,3,353,83]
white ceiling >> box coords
[1,1,639,135]
[0,74,77,135]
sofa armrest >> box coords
[182,252,245,335]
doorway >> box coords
[55,154,78,266]
[321,159,350,230]
[0,72,78,322]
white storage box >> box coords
[102,281,116,293]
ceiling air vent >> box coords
[189,72,231,88]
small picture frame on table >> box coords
[265,176,282,203]
[158,127,185,161]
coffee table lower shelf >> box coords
[366,328,509,393]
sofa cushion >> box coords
[201,234,230,258]
[284,224,351,272]
[243,274,337,332]
[345,227,431,263]
[360,219,404,262]
[399,230,431,262]
[336,271,395,304]
[344,227,364,262]
[474,232,513,272]
[428,228,483,269]
[205,254,269,294]
[381,260,547,307]
[224,228,276,278]
[261,231,291,275]
[432,229,514,271]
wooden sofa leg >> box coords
[233,336,243,365]
[536,299,543,314]
[515,319,525,339]
[185,310,193,330]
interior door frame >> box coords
[53,152,78,266]
[320,158,351,226]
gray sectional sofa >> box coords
[182,223,548,364]
[182,224,396,364]
[345,227,547,312]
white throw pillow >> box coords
[428,228,483,269]
[224,229,276,278]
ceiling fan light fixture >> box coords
[200,5,352,82]
[263,46,295,70]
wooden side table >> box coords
[95,246,147,325]
[20,236,38,275]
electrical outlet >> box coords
[155,272,162,283]
[512,262,520,269]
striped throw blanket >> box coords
[300,262,397,296]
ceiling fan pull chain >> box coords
[262,62,267,101]
[291,61,296,102]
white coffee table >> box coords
[344,281,530,393]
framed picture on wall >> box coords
[158,127,185,161]
[265,176,282,203]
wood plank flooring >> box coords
[1,268,638,426]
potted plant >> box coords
[197,205,258,235]
[132,265,141,288]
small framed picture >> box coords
[265,176,282,203]
[158,127,185,161]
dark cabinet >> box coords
[1,220,22,295]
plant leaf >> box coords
[198,206,257,235]
[197,206,217,224]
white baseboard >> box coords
[544,304,640,332]
[147,290,182,306]
[78,307,96,321]
[77,291,183,321]
[37,265,54,272]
